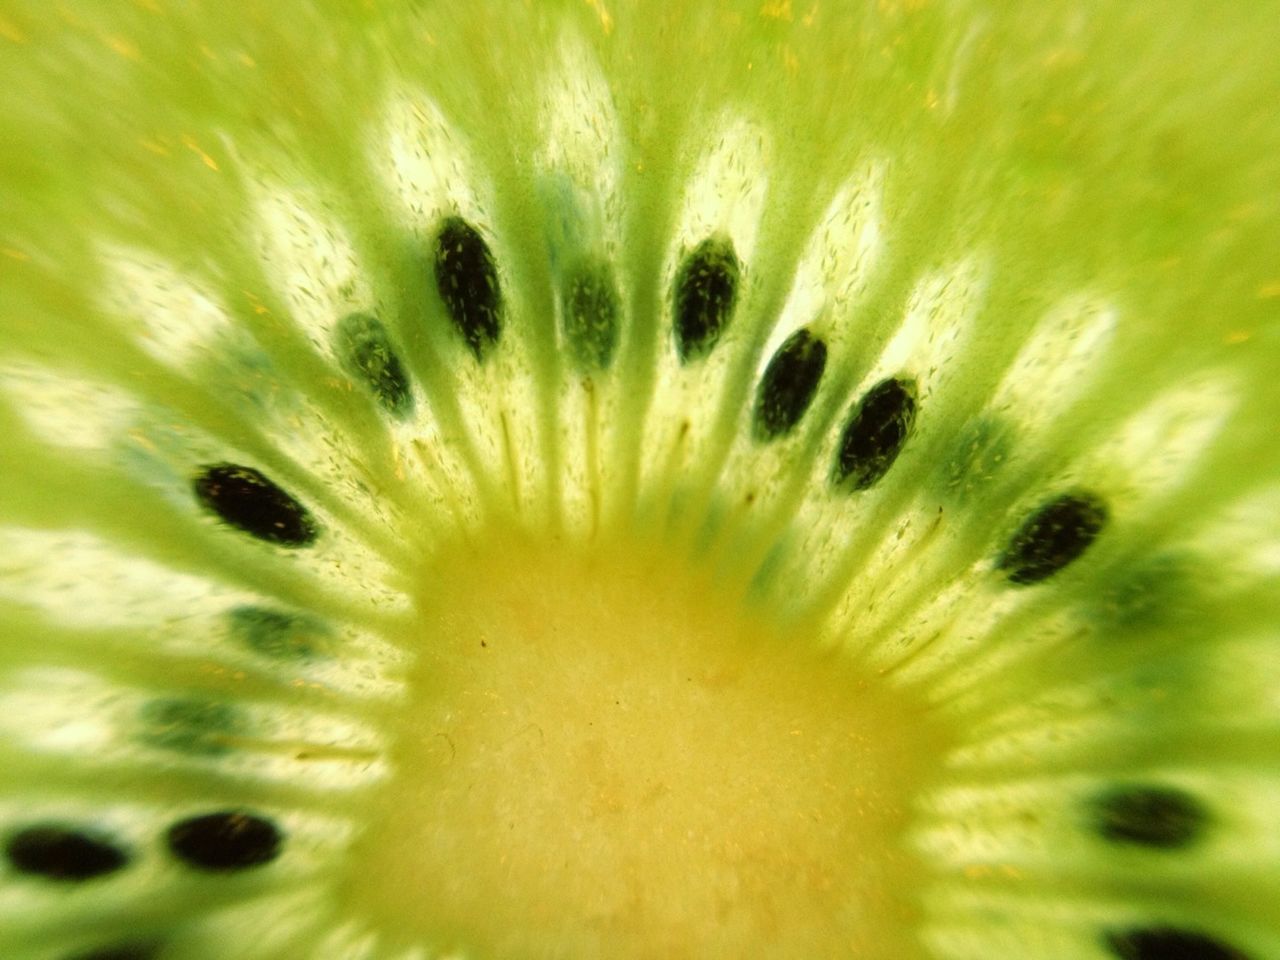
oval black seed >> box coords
[166,811,282,872]
[997,491,1108,585]
[562,259,621,372]
[5,825,129,881]
[138,699,244,757]
[752,328,828,442]
[1091,785,1208,849]
[227,606,330,660]
[433,216,503,361]
[831,378,918,491]
[65,943,160,960]
[192,464,318,548]
[1105,927,1249,960]
[334,312,413,417]
[672,236,740,363]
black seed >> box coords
[334,312,413,417]
[65,943,160,960]
[672,236,740,363]
[5,825,129,881]
[433,216,502,361]
[997,491,1108,585]
[138,699,244,756]
[167,811,282,872]
[227,605,331,660]
[192,464,318,548]
[831,378,918,491]
[1105,927,1248,960]
[752,328,828,442]
[562,258,621,372]
[1091,785,1208,849]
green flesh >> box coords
[1,1,1280,958]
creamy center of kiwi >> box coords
[342,530,953,958]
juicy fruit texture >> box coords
[0,2,1279,960]
[349,534,950,958]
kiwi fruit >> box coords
[1,2,1278,958]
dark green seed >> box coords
[192,464,319,548]
[1091,785,1208,849]
[672,236,740,363]
[4,825,129,881]
[752,328,827,442]
[1105,928,1248,960]
[137,699,244,757]
[433,216,503,361]
[997,491,1108,585]
[334,311,413,417]
[936,416,1012,500]
[562,258,621,372]
[1091,554,1194,631]
[227,606,331,660]
[166,811,282,872]
[831,377,918,491]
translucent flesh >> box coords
[0,2,1279,958]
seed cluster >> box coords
[190,217,1115,594]
[4,810,284,959]
[3,810,283,880]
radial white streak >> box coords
[1194,486,1280,580]
[99,246,237,369]
[989,294,1115,428]
[756,162,886,373]
[537,34,627,536]
[381,91,486,229]
[1083,371,1237,501]
[0,668,389,791]
[637,115,771,509]
[0,527,250,630]
[253,182,373,351]
[0,362,139,452]
[674,114,769,266]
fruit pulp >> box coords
[345,529,955,959]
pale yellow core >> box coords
[345,531,951,959]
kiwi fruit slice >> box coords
[1,2,1279,958]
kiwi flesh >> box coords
[0,2,1279,959]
